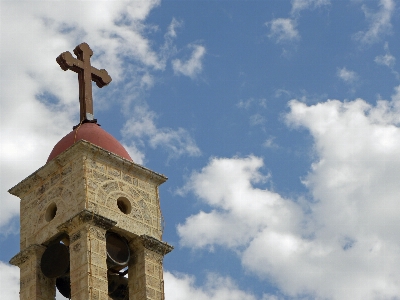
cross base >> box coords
[73,118,99,130]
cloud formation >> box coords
[164,272,258,300]
[122,105,201,161]
[337,67,358,84]
[375,42,396,68]
[291,0,331,16]
[354,0,395,45]
[267,0,330,44]
[178,86,400,299]
[263,136,279,149]
[267,18,300,43]
[172,45,206,79]
[0,262,19,299]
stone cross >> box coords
[56,42,112,122]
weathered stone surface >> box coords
[140,235,174,256]
[10,140,172,299]
[10,244,56,300]
[128,236,171,300]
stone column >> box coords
[129,235,173,300]
[10,244,56,300]
[58,210,116,300]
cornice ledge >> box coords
[9,244,46,267]
[139,235,174,256]
[57,209,117,233]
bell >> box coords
[56,275,71,299]
[106,232,130,271]
[41,242,71,298]
[41,233,131,299]
[40,243,70,278]
[108,273,129,300]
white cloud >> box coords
[268,0,329,45]
[0,262,19,300]
[172,44,206,79]
[165,18,182,40]
[375,52,396,68]
[337,67,358,84]
[250,114,266,126]
[177,156,291,249]
[375,42,396,68]
[164,272,257,300]
[122,105,201,160]
[178,86,400,299]
[267,18,300,43]
[291,0,330,16]
[263,136,279,149]
[122,143,146,165]
[237,98,267,109]
[354,0,395,45]
[160,18,182,65]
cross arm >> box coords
[56,51,84,73]
[91,67,112,88]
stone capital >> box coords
[57,209,116,234]
[9,244,46,267]
[135,235,174,256]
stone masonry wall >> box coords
[10,244,56,300]
[9,141,170,300]
[129,238,167,300]
[18,151,86,250]
[11,141,166,251]
[85,156,163,240]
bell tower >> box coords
[9,43,173,300]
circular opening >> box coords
[45,202,57,222]
[117,197,131,214]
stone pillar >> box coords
[10,244,56,300]
[129,235,173,300]
[58,210,116,300]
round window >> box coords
[117,197,131,214]
[45,202,57,222]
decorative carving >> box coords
[9,244,45,267]
[72,242,81,252]
[89,226,106,240]
[70,231,81,244]
[139,235,173,256]
[57,210,116,234]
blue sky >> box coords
[1,0,400,299]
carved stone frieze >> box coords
[139,235,173,256]
[9,244,46,267]
[57,209,116,234]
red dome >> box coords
[47,123,132,162]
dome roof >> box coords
[47,122,132,162]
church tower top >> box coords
[49,42,132,163]
[9,42,172,300]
